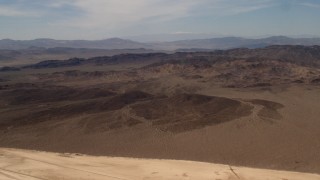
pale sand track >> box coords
[0,148,319,180]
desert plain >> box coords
[1,45,320,179]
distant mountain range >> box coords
[0,38,146,50]
[20,45,320,70]
[158,36,320,50]
[124,33,226,42]
[1,36,320,51]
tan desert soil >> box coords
[1,148,320,180]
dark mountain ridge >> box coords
[21,45,320,69]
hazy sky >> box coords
[0,0,320,40]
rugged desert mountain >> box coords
[17,45,320,87]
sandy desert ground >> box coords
[1,148,320,180]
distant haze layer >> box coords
[0,36,320,51]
